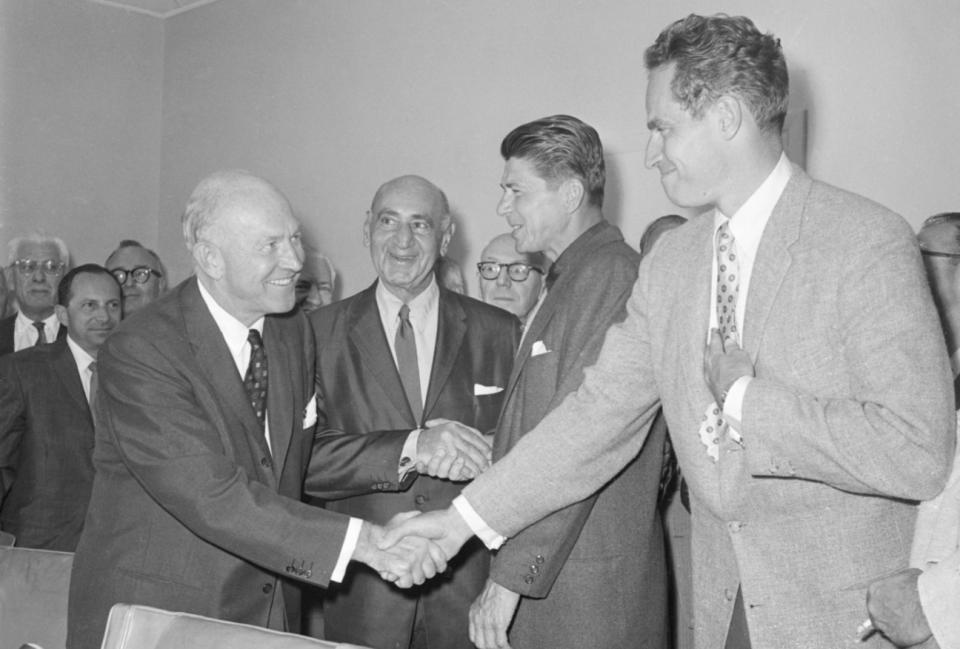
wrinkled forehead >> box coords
[107,247,156,270]
[16,241,61,261]
[371,184,447,225]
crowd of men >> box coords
[0,11,958,649]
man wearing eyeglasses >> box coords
[0,234,70,356]
[477,233,546,326]
[105,239,168,317]
[464,115,668,649]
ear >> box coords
[362,211,373,247]
[560,178,586,212]
[192,241,224,280]
[55,304,69,329]
[714,95,743,140]
[439,220,456,257]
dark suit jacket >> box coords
[309,282,518,649]
[489,222,668,649]
[67,278,361,649]
[0,313,65,357]
[0,337,95,550]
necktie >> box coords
[698,220,741,461]
[395,304,423,423]
[88,361,98,406]
[244,329,268,429]
[33,321,47,346]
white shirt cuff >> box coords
[453,495,505,550]
[722,376,752,442]
[400,429,421,478]
[331,517,363,582]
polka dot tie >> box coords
[698,220,740,461]
[244,329,268,429]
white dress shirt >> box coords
[197,280,359,582]
[13,310,61,351]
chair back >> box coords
[100,604,370,649]
[0,546,73,649]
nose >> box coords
[496,192,511,218]
[394,221,414,246]
[121,273,136,287]
[279,236,304,272]
[30,267,46,282]
[496,267,511,287]
[644,132,662,169]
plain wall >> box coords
[157,0,960,295]
[0,0,163,266]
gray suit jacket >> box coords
[488,222,667,649]
[463,166,956,649]
[0,337,94,550]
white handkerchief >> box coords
[474,384,504,396]
[531,340,550,357]
[303,393,318,428]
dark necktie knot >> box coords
[33,320,47,346]
[545,264,560,290]
[244,329,268,429]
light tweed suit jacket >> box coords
[462,165,956,649]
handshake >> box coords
[414,418,493,482]
[351,506,476,588]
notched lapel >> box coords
[742,169,811,361]
[424,293,466,419]
[264,318,294,480]
[52,341,91,421]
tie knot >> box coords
[88,360,97,374]
[399,303,411,323]
[33,321,45,333]
[247,329,263,350]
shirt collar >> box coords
[65,334,96,373]
[16,309,60,331]
[197,279,264,357]
[375,275,439,333]
[716,152,793,253]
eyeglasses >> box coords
[477,261,543,282]
[12,259,66,275]
[111,266,162,285]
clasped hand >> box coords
[703,328,753,406]
[866,568,937,648]
[352,513,448,588]
[416,418,491,481]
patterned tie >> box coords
[395,304,423,423]
[88,360,98,406]
[33,321,47,346]
[244,329,268,429]
[698,220,741,461]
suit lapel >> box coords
[181,279,275,473]
[424,290,466,420]
[348,286,415,422]
[264,317,294,480]
[51,339,91,422]
[741,167,811,361]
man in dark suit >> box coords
[66,170,444,649]
[467,115,667,649]
[0,234,69,356]
[309,175,518,649]
[385,15,954,649]
[0,264,121,550]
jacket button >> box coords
[304,569,312,578]
[523,575,535,585]
[260,457,272,468]
[262,583,273,594]
[414,495,427,506]
[529,565,540,575]
[535,555,545,564]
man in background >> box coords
[468,114,667,649]
[310,174,517,649]
[67,170,444,649]
[104,239,168,317]
[0,234,69,355]
[296,250,337,313]
[865,212,960,649]
[476,232,545,325]
[0,264,121,550]
[384,14,954,649]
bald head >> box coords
[478,232,545,322]
[370,175,450,221]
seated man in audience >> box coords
[309,174,518,649]
[0,234,69,356]
[866,212,960,649]
[477,232,546,325]
[295,250,337,312]
[104,239,168,317]
[66,170,446,649]
[0,264,121,550]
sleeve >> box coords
[918,552,960,649]
[97,329,350,587]
[489,253,641,597]
[462,259,661,538]
[741,223,955,499]
[0,358,26,500]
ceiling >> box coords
[85,0,223,19]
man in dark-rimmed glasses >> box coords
[0,233,70,356]
[105,239,168,317]
[477,233,545,325]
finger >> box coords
[468,606,481,648]
[425,445,448,477]
[453,439,491,470]
[379,520,422,548]
[432,451,457,480]
[447,455,470,482]
[424,540,448,572]
[387,510,421,527]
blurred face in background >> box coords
[478,233,544,322]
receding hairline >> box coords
[183,170,293,247]
[369,175,450,220]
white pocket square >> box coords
[303,393,318,428]
[531,340,551,357]
[474,384,504,396]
